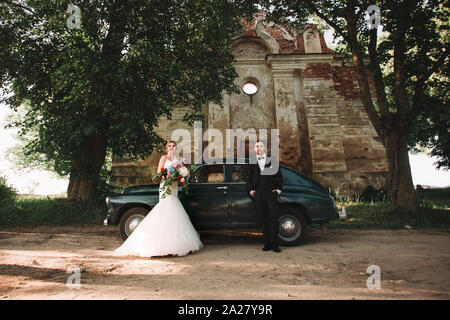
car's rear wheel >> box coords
[119,207,150,240]
[278,207,307,246]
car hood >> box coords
[121,184,159,194]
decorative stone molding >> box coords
[231,40,267,58]
[267,56,307,77]
[303,27,321,54]
[267,54,334,66]
[252,21,280,54]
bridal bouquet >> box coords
[153,159,190,198]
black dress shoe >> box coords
[273,247,281,253]
[262,245,271,251]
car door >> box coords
[182,164,230,228]
[228,164,258,227]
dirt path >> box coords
[0,226,449,300]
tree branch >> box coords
[344,5,385,138]
[368,28,392,121]
[409,44,450,122]
[392,4,412,124]
[416,44,449,88]
[301,0,350,43]
[2,0,35,14]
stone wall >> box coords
[303,60,389,194]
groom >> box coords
[248,141,283,253]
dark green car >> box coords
[105,159,346,245]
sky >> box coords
[0,106,68,195]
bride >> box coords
[114,141,203,257]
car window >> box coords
[231,164,248,182]
[189,164,225,183]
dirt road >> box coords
[0,226,449,300]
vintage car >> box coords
[105,159,346,245]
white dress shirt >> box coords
[257,153,267,172]
[252,153,281,195]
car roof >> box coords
[192,158,256,164]
[120,159,327,193]
[193,158,314,181]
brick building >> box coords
[111,18,389,195]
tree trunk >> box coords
[66,2,125,202]
[384,128,416,212]
[67,134,108,202]
[344,10,416,212]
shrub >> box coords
[0,175,18,203]
[0,196,107,227]
[359,185,390,203]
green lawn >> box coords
[324,187,450,230]
[0,195,107,227]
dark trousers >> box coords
[254,190,279,248]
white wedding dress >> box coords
[114,159,203,257]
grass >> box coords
[322,187,450,230]
[0,195,107,228]
[325,202,450,230]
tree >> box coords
[263,0,449,212]
[409,51,449,171]
[0,0,256,201]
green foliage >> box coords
[0,196,107,227]
[0,174,18,203]
[330,185,390,203]
[415,186,450,207]
[409,79,450,170]
[327,201,450,230]
[359,185,390,203]
[0,1,257,192]
[327,187,450,229]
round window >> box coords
[243,82,258,95]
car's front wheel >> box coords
[278,208,307,246]
[119,207,150,240]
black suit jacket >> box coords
[248,157,283,193]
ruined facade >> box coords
[111,19,389,195]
